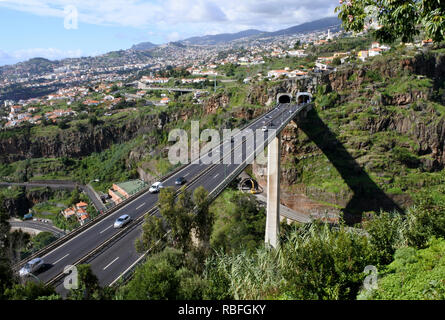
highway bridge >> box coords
[13,92,313,293]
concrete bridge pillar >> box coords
[265,133,281,248]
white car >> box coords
[19,258,44,277]
[262,126,268,132]
[149,182,164,193]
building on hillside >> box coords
[422,39,433,47]
[160,97,171,105]
[267,70,288,79]
[10,105,22,114]
[358,50,369,62]
[108,180,146,205]
[62,201,90,226]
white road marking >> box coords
[214,174,219,178]
[53,254,69,265]
[136,203,146,210]
[184,173,189,177]
[103,257,119,270]
[100,225,113,234]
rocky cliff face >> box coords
[0,187,62,217]
[0,108,198,164]
[246,50,445,220]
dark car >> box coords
[175,177,186,185]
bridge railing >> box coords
[11,162,189,271]
[208,103,310,202]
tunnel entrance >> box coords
[277,93,292,104]
[297,92,312,105]
[239,178,262,194]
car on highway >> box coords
[19,258,44,277]
[149,181,164,193]
[262,126,268,132]
[114,214,131,229]
[175,177,186,185]
[265,115,272,119]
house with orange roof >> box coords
[10,105,22,113]
[30,115,42,124]
[267,70,288,79]
[422,39,433,47]
[62,201,90,225]
[160,97,171,105]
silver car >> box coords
[114,214,131,229]
[19,258,44,277]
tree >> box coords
[138,187,213,255]
[192,187,212,250]
[135,215,168,254]
[362,238,445,300]
[31,232,57,251]
[69,188,81,205]
[210,191,266,254]
[4,281,58,300]
[280,223,375,300]
[364,211,405,265]
[58,119,69,129]
[336,0,445,43]
[88,115,99,126]
[332,57,342,66]
[8,230,31,264]
[122,247,205,300]
[0,196,14,298]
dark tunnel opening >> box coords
[278,95,292,104]
[297,94,311,104]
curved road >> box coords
[9,220,65,237]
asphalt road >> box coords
[20,103,306,292]
[9,220,65,237]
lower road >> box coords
[9,219,65,237]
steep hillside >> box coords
[251,46,445,222]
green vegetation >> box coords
[363,238,445,300]
[210,190,266,254]
[336,0,445,43]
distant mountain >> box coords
[176,16,341,46]
[131,41,158,51]
[181,29,264,45]
[266,16,342,37]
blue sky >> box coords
[0,0,336,66]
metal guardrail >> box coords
[46,162,220,287]
[208,103,310,202]
[12,162,190,272]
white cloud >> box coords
[0,0,337,35]
[166,32,181,42]
[0,47,83,66]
